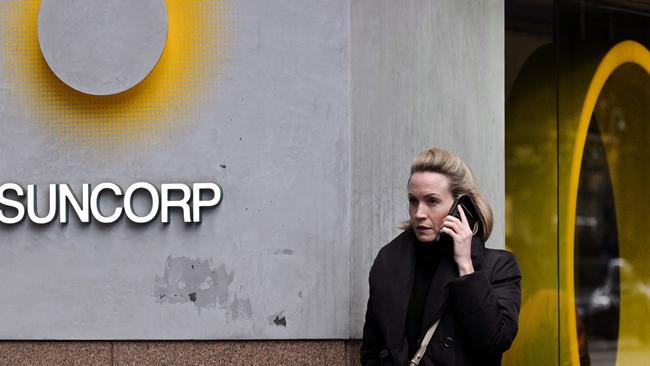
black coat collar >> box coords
[381,229,485,357]
[388,230,487,344]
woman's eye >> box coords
[428,199,439,206]
[408,197,417,205]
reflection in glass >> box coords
[507,1,650,365]
[587,64,650,364]
[575,120,619,366]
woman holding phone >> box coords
[360,148,521,366]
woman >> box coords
[361,148,521,366]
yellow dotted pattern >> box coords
[0,0,235,152]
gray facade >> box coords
[0,0,503,339]
[349,0,504,338]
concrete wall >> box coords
[0,0,503,346]
[349,0,504,338]
[0,0,349,339]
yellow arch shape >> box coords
[566,40,650,366]
[504,40,650,365]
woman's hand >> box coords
[440,205,474,276]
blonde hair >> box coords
[400,148,493,242]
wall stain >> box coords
[268,311,287,327]
[228,294,253,320]
[154,256,251,318]
[273,249,293,255]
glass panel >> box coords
[507,2,650,364]
[558,1,650,364]
[504,1,558,364]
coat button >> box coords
[442,336,454,348]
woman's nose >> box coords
[415,203,427,218]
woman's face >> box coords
[408,172,455,242]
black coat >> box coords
[360,229,521,366]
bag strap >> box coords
[409,319,440,366]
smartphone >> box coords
[434,195,479,243]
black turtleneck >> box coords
[406,240,443,359]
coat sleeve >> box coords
[360,259,388,366]
[448,251,522,355]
